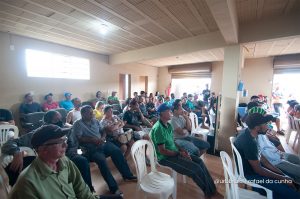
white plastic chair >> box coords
[0,125,18,148]
[1,147,36,168]
[131,140,175,199]
[285,114,297,144]
[148,131,186,199]
[229,137,272,199]
[220,151,271,199]
[291,118,300,154]
[189,112,209,141]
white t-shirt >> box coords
[170,115,189,139]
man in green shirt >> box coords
[107,91,119,105]
[10,125,120,199]
[150,103,217,198]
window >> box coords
[25,49,90,80]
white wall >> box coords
[0,32,158,111]
[240,57,274,103]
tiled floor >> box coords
[91,154,225,199]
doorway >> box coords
[171,78,211,99]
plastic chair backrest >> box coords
[189,112,198,131]
[220,151,239,199]
[53,108,68,123]
[229,136,245,179]
[22,112,45,130]
[287,114,297,131]
[0,125,19,146]
[131,140,157,184]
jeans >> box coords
[273,103,282,116]
[276,153,300,183]
[175,136,210,156]
[159,155,216,197]
[85,141,134,193]
[68,154,94,191]
[245,174,300,199]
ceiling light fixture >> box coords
[99,24,108,35]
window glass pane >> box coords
[25,49,90,80]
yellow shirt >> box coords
[93,109,104,120]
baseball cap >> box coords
[44,93,53,100]
[64,92,72,97]
[248,107,267,115]
[245,113,273,129]
[31,125,69,148]
[24,92,33,98]
[157,103,170,113]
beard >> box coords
[258,128,268,135]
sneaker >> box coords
[277,130,285,136]
[113,189,124,197]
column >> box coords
[217,45,244,153]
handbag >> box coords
[117,129,133,144]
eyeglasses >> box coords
[43,137,68,146]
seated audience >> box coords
[168,93,175,107]
[192,94,199,107]
[59,92,74,111]
[107,91,119,105]
[138,96,149,118]
[194,100,210,129]
[208,92,216,111]
[287,100,299,116]
[257,134,300,184]
[19,93,42,114]
[234,113,300,199]
[181,97,190,112]
[150,104,217,198]
[95,91,107,102]
[132,92,138,100]
[122,98,131,113]
[100,106,134,158]
[140,91,146,97]
[66,98,82,125]
[146,97,157,118]
[0,108,15,125]
[123,99,152,139]
[42,93,59,112]
[9,125,97,198]
[186,94,195,111]
[171,101,210,156]
[247,106,285,152]
[1,111,93,191]
[294,104,300,119]
[73,105,137,195]
[155,96,164,109]
[247,102,285,135]
[94,101,105,121]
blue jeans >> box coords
[68,154,94,191]
[246,175,300,199]
[85,141,134,193]
[175,136,210,156]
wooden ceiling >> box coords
[0,0,299,66]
